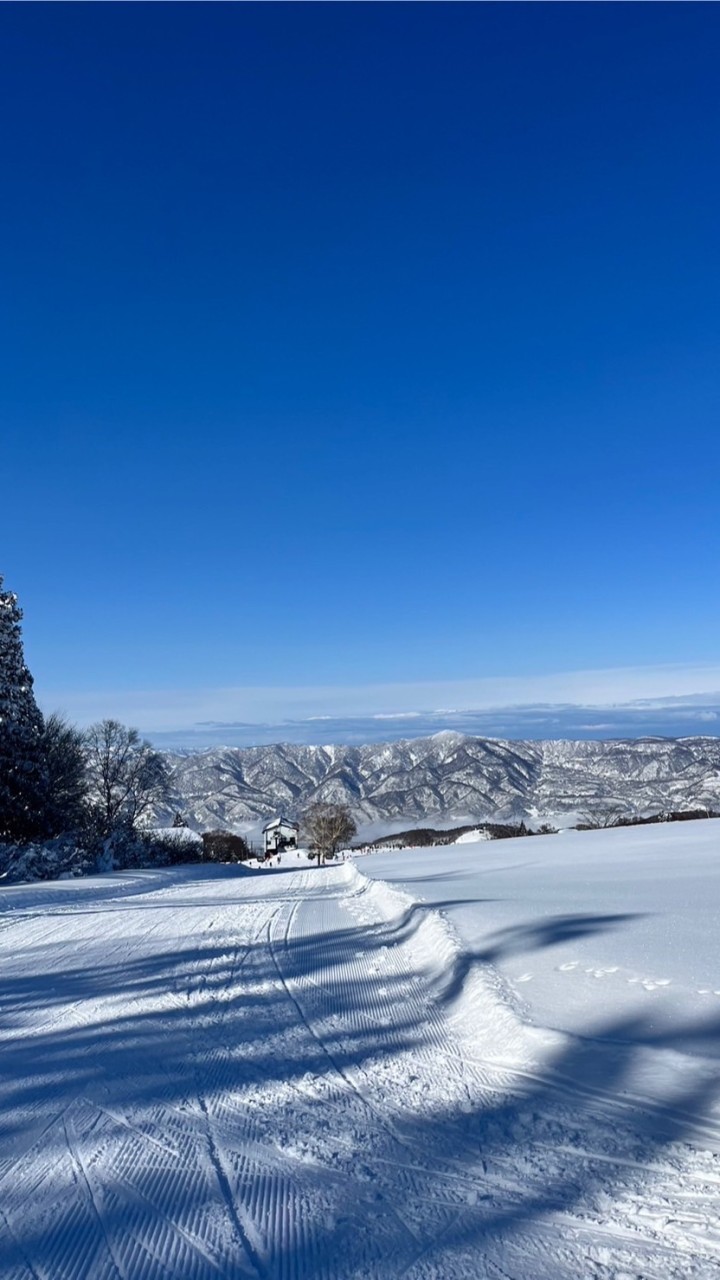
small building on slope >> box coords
[262,816,300,856]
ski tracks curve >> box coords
[1,862,719,1279]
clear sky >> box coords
[2,3,719,742]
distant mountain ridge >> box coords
[157,732,720,831]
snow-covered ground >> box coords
[0,826,719,1278]
[362,819,720,1059]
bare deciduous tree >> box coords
[84,720,169,835]
[577,808,624,830]
[42,712,88,834]
[301,801,357,865]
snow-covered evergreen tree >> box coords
[0,576,49,841]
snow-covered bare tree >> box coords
[0,576,49,841]
[301,801,357,865]
[84,720,169,835]
[578,808,624,830]
[41,712,88,834]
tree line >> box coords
[0,575,173,873]
[1,575,359,880]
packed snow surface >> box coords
[1,827,719,1278]
[363,819,720,1059]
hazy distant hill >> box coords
[156,732,720,831]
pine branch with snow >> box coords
[0,576,49,841]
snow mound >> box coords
[453,828,491,844]
[343,862,554,1069]
[151,827,203,845]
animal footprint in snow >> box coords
[558,962,578,972]
[516,973,533,983]
[641,976,670,991]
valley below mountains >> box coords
[159,732,720,832]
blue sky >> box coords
[2,4,719,743]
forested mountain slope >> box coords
[157,733,720,829]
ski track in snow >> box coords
[0,863,718,1279]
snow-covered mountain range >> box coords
[158,732,720,831]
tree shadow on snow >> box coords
[0,869,718,1278]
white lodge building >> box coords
[262,817,300,856]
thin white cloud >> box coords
[35,662,720,734]
[372,712,423,720]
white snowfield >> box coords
[0,825,719,1279]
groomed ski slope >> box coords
[362,818,720,1106]
[0,843,719,1279]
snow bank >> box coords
[361,820,720,1124]
[343,861,555,1070]
[453,828,491,844]
[0,837,92,883]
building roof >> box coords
[262,816,300,833]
